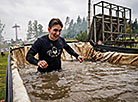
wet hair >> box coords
[48,18,63,29]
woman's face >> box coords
[48,24,62,41]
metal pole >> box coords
[5,53,13,102]
[12,24,20,42]
[16,27,18,41]
[88,0,91,35]
[102,1,105,42]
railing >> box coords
[5,53,13,102]
[4,42,81,102]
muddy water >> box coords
[19,61,138,102]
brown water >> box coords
[19,61,138,102]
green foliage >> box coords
[26,20,45,40]
[64,16,70,30]
[0,20,5,42]
[132,18,138,35]
[76,30,88,41]
[62,15,87,39]
[77,15,81,25]
[0,44,9,49]
[0,52,8,100]
[33,20,38,38]
[26,20,33,40]
[38,24,43,36]
[125,18,138,37]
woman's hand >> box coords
[77,56,84,63]
[37,60,48,68]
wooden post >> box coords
[130,9,132,39]
[94,4,97,42]
[123,8,126,40]
[88,0,91,36]
[92,1,132,47]
[116,6,120,35]
[110,4,113,41]
[129,9,132,47]
[12,24,20,42]
[102,1,104,42]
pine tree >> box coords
[33,20,38,38]
[0,20,5,42]
[76,15,82,35]
[26,20,44,40]
[62,16,88,39]
[26,20,33,40]
[77,15,82,25]
[64,16,70,30]
[132,18,138,34]
[76,30,88,41]
[81,17,87,32]
[38,24,43,37]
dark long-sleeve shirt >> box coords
[26,35,79,72]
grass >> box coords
[65,38,78,42]
[0,44,9,49]
[0,51,8,100]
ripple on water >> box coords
[18,61,138,102]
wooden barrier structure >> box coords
[88,1,138,48]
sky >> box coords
[0,0,138,41]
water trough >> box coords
[6,42,138,102]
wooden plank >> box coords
[102,2,105,41]
[94,17,97,42]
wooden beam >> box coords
[94,17,97,42]
[110,4,113,41]
[88,0,91,35]
[102,1,104,41]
